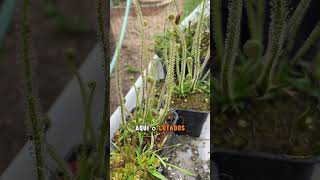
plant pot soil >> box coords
[171,91,209,137]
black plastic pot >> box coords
[175,109,208,137]
[212,162,221,180]
[158,110,178,155]
[213,148,320,180]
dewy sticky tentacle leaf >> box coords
[22,0,45,179]
[286,0,312,54]
[213,0,224,62]
[220,0,243,101]
[292,22,320,65]
[257,0,287,93]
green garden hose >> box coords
[110,0,132,74]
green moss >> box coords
[172,91,209,112]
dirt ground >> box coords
[0,0,185,175]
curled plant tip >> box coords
[187,57,193,62]
[243,39,264,59]
[143,20,148,27]
[168,14,176,22]
[130,76,135,81]
[175,11,183,25]
[146,76,155,84]
[186,74,192,80]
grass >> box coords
[124,63,139,74]
[182,0,202,20]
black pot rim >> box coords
[175,108,209,114]
[214,147,320,164]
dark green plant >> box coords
[161,0,210,98]
[220,0,242,107]
[22,0,45,179]
[124,63,139,74]
[95,0,110,178]
[212,0,224,62]
[213,0,320,112]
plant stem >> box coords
[22,0,45,179]
[292,22,320,65]
[47,143,73,180]
[168,18,187,94]
[220,0,243,101]
[133,0,146,108]
[244,0,258,40]
[257,0,287,93]
[256,0,265,42]
[96,0,110,178]
[212,0,224,62]
[191,0,206,91]
[286,0,312,54]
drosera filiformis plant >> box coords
[154,0,210,111]
[21,0,45,179]
[213,0,320,156]
[110,0,194,179]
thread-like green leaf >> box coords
[212,0,224,61]
[257,0,287,93]
[95,0,110,177]
[256,0,265,42]
[220,0,243,101]
[286,0,312,54]
[22,0,45,179]
[47,143,73,180]
[244,0,258,40]
[292,22,320,64]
